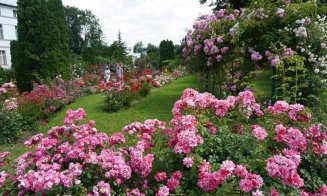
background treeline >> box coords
[8,0,184,92]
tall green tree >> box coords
[15,0,71,92]
[159,40,175,67]
[65,6,83,54]
[108,31,129,62]
[133,41,146,57]
[146,43,160,68]
[64,6,103,62]
[16,0,45,91]
[42,0,71,79]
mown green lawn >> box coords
[251,69,273,101]
[1,75,199,172]
[42,75,199,133]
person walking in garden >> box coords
[116,63,124,79]
[104,66,111,83]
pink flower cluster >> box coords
[251,51,263,62]
[234,164,264,194]
[266,101,311,122]
[3,98,18,111]
[156,186,169,196]
[0,171,10,187]
[122,119,166,136]
[197,160,235,191]
[92,181,111,196]
[197,160,263,194]
[266,149,304,188]
[251,125,268,140]
[271,55,281,66]
[239,173,264,193]
[167,171,182,191]
[306,124,327,156]
[183,157,193,168]
[64,108,86,125]
[173,88,262,119]
[0,82,15,95]
[123,119,167,178]
[129,147,154,178]
[276,8,285,18]
[234,165,248,178]
[236,90,263,118]
[206,121,217,134]
[154,172,167,182]
[274,124,307,152]
[24,133,44,148]
[256,8,268,20]
[97,149,131,182]
[169,115,203,153]
[282,48,294,58]
[182,9,239,66]
[125,188,145,196]
[0,152,10,167]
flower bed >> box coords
[0,66,187,144]
[100,69,186,112]
[0,89,325,195]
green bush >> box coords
[0,67,13,86]
[139,82,152,97]
[0,110,23,144]
[105,91,133,112]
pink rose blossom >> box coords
[154,172,167,182]
[183,157,193,168]
[251,125,268,140]
[156,186,169,196]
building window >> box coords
[13,10,17,18]
[0,25,3,39]
[15,26,17,38]
[0,51,7,65]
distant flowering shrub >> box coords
[0,83,23,143]
[101,70,184,112]
[0,89,325,195]
[0,65,105,144]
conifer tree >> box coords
[159,40,175,67]
[15,0,71,92]
[16,0,47,91]
[41,0,71,79]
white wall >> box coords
[1,6,15,17]
[0,0,17,6]
[0,3,17,69]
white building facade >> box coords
[0,0,17,69]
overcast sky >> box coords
[61,0,212,49]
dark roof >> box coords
[0,3,17,9]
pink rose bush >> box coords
[0,89,326,195]
[182,0,327,102]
